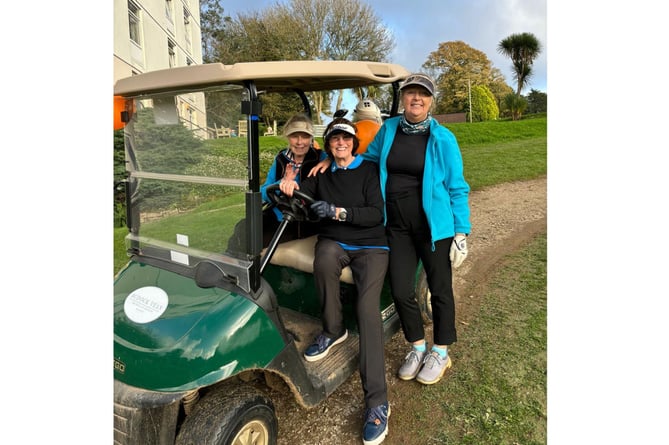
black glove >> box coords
[310,201,336,219]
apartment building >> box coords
[114,0,202,81]
[114,0,209,137]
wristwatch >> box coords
[338,208,348,222]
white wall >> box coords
[113,0,203,83]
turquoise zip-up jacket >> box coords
[362,116,471,247]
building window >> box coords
[168,39,176,68]
[128,0,141,45]
[183,8,191,47]
[165,0,174,22]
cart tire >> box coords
[176,385,277,445]
[416,267,433,325]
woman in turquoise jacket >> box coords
[362,73,471,385]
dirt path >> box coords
[271,176,548,445]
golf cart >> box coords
[113,60,432,445]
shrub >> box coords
[502,93,528,121]
[471,85,499,122]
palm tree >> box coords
[497,32,542,95]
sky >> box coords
[218,0,547,94]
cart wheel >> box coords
[176,385,277,445]
[416,267,433,325]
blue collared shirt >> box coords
[330,154,363,172]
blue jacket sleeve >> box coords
[261,157,280,203]
[438,127,471,235]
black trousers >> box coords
[313,238,389,408]
[385,193,457,346]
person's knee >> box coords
[314,255,341,275]
[315,240,345,264]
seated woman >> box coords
[227,113,327,254]
[278,117,391,445]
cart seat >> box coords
[265,235,354,284]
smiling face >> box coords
[327,132,355,166]
[401,87,433,123]
[287,131,313,162]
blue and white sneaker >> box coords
[303,330,348,362]
[362,401,390,445]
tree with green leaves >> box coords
[486,74,514,113]
[526,89,547,114]
[422,40,512,115]
[203,0,394,125]
[200,0,230,63]
[497,32,542,95]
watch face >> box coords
[339,210,347,221]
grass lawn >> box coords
[392,233,547,444]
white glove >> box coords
[449,233,468,268]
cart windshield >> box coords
[122,86,257,290]
[116,61,410,292]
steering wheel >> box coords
[265,183,319,222]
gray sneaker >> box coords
[397,348,427,380]
[416,351,452,385]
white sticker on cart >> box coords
[124,286,169,324]
[171,250,190,265]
